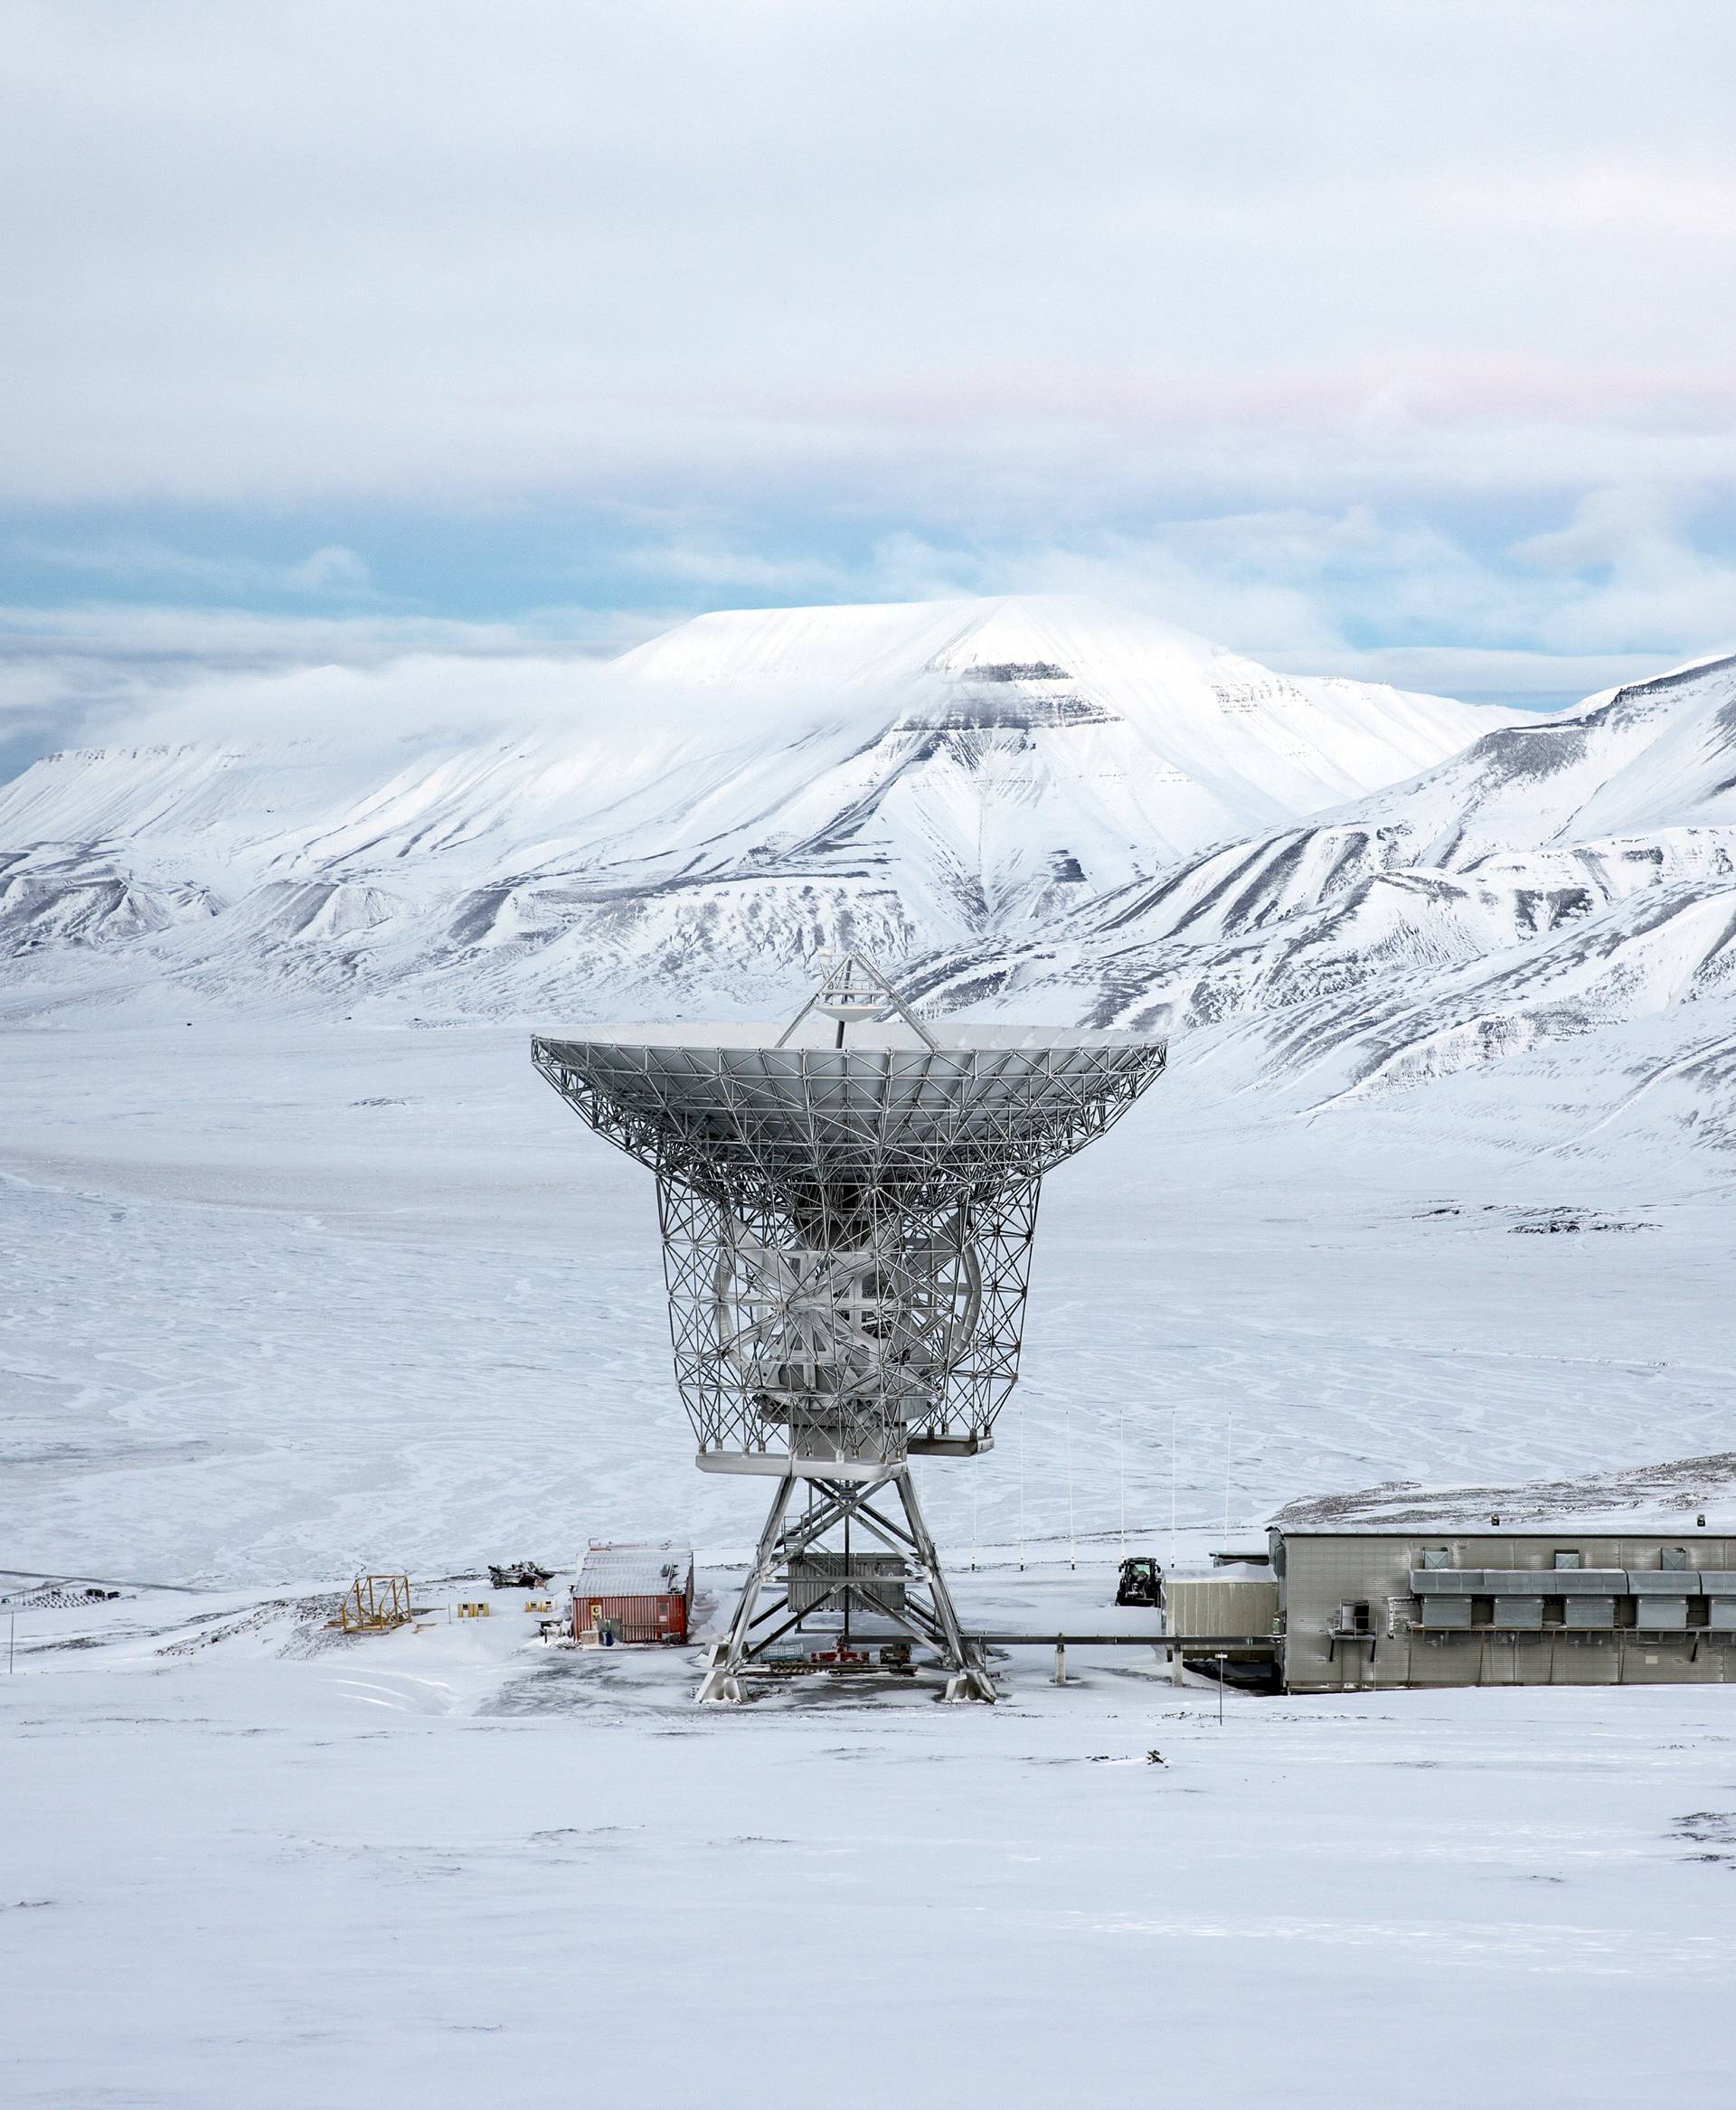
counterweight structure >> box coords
[533,956,1165,1701]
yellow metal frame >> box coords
[338,1574,413,1633]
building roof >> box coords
[576,1543,692,1595]
[1269,1455,1736,1538]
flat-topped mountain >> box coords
[0,594,1503,1013]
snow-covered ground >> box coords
[5,1018,1735,2104]
[7,1574,1736,2110]
[5,1020,1733,1583]
[3,580,1733,2102]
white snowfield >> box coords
[5,1016,1736,2105]
[8,1577,1736,2110]
[5,598,1736,2104]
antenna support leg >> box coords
[695,1466,995,1703]
[696,1473,797,1703]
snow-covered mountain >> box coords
[6,591,1734,1159]
[0,595,1502,1013]
[913,651,1736,1133]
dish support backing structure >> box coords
[533,957,1165,1701]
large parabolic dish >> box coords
[533,955,1165,1701]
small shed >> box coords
[573,1542,693,1646]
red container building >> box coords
[573,1542,693,1645]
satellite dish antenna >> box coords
[533,955,1165,1701]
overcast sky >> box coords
[4,0,1735,768]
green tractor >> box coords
[1114,1555,1163,1608]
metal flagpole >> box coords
[1169,1408,1178,1571]
[1222,1415,1233,1538]
[1018,1411,1026,1571]
[1118,1405,1127,1559]
[1065,1402,1076,1569]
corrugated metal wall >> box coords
[575,1591,688,1644]
[1163,1577,1278,1637]
[1279,1532,1736,1691]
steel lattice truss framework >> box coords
[690,1465,993,1704]
[531,959,1165,1700]
[532,1031,1165,1474]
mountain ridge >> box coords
[0,593,1507,1007]
[5,594,1733,1166]
[909,651,1736,1138]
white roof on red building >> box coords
[576,1543,692,1595]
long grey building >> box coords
[1273,1519,1736,1691]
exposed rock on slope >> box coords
[4,598,1733,1157]
[0,844,222,951]
[910,654,1736,1112]
[0,595,1503,1012]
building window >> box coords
[1419,1548,1451,1570]
[1661,1548,1691,1571]
[1552,1550,1582,1570]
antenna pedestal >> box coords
[696,1468,995,1704]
